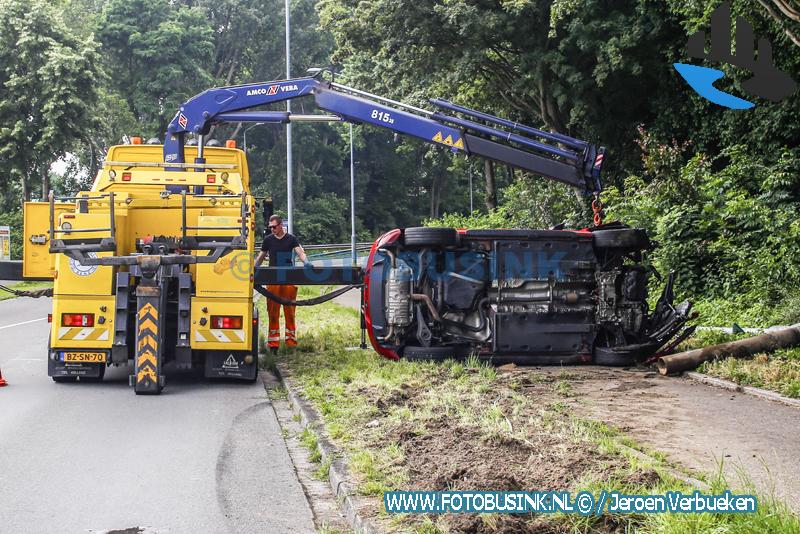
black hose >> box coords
[255,284,362,306]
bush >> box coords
[605,139,800,315]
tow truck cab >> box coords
[24,144,259,393]
[363,225,691,366]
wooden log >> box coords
[656,326,800,375]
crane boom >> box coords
[164,74,604,193]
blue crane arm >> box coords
[164,76,604,193]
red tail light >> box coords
[206,174,216,183]
[211,315,242,329]
[47,314,52,323]
[122,172,132,181]
[62,313,94,327]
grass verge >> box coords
[263,288,800,533]
[678,329,800,399]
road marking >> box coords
[0,317,46,330]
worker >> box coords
[254,215,310,354]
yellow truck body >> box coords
[23,144,260,394]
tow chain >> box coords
[591,192,605,226]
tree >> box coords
[0,0,102,205]
[96,0,215,137]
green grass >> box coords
[268,290,800,532]
[0,280,53,301]
[700,347,800,398]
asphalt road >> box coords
[0,296,315,534]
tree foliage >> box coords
[0,0,101,206]
[1,0,799,321]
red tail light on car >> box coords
[211,315,242,329]
[62,313,94,327]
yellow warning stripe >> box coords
[60,327,83,340]
[195,329,245,343]
[58,327,110,341]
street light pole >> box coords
[350,123,357,266]
[285,0,293,233]
[468,162,474,213]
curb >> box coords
[685,372,800,409]
[275,363,381,534]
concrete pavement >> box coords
[0,296,315,533]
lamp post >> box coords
[350,123,357,266]
[468,162,474,213]
[285,0,293,233]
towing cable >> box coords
[0,284,53,298]
[255,284,363,306]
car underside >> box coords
[363,224,692,366]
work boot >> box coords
[269,346,279,356]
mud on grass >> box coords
[273,292,799,533]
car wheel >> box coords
[403,345,457,361]
[403,227,458,247]
[592,228,650,250]
[594,346,639,367]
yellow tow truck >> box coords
[23,141,259,394]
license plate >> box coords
[62,352,106,363]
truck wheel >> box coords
[81,364,106,383]
[403,227,458,248]
[250,316,260,382]
[52,376,77,383]
[403,345,456,361]
[592,228,650,250]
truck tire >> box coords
[403,345,456,361]
[250,312,260,382]
[592,228,649,250]
[81,364,106,383]
[403,227,458,248]
[52,376,77,383]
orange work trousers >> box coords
[266,285,298,347]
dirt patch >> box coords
[402,421,619,492]
[351,371,648,533]
[398,419,624,533]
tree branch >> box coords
[757,0,800,47]
[771,0,800,21]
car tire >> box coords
[592,228,650,250]
[403,227,458,247]
[594,346,638,367]
[403,345,456,361]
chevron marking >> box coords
[138,303,158,321]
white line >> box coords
[0,317,46,330]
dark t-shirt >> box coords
[260,233,300,267]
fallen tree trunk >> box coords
[657,325,800,375]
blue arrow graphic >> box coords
[674,63,755,109]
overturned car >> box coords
[363,223,692,366]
